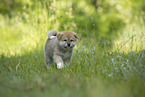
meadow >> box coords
[0,0,145,97]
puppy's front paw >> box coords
[57,62,64,69]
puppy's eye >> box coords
[70,40,73,42]
[64,39,67,41]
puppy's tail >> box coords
[47,30,57,39]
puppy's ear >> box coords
[73,32,79,39]
[57,32,63,40]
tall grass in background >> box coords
[0,0,76,55]
[0,0,145,97]
[0,0,144,55]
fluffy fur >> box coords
[44,30,79,69]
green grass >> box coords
[0,45,145,97]
[0,28,145,97]
[0,1,145,97]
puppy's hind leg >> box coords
[45,55,52,69]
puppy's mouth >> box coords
[64,45,73,48]
[64,43,73,48]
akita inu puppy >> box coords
[44,30,79,69]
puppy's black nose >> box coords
[67,43,70,47]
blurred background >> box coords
[0,0,145,54]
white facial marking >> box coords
[57,62,64,69]
[65,43,67,47]
[70,43,72,47]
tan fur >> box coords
[44,30,79,69]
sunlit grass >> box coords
[113,24,145,53]
[0,14,46,55]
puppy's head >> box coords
[57,31,79,49]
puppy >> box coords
[44,30,79,69]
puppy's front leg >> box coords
[53,55,64,69]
